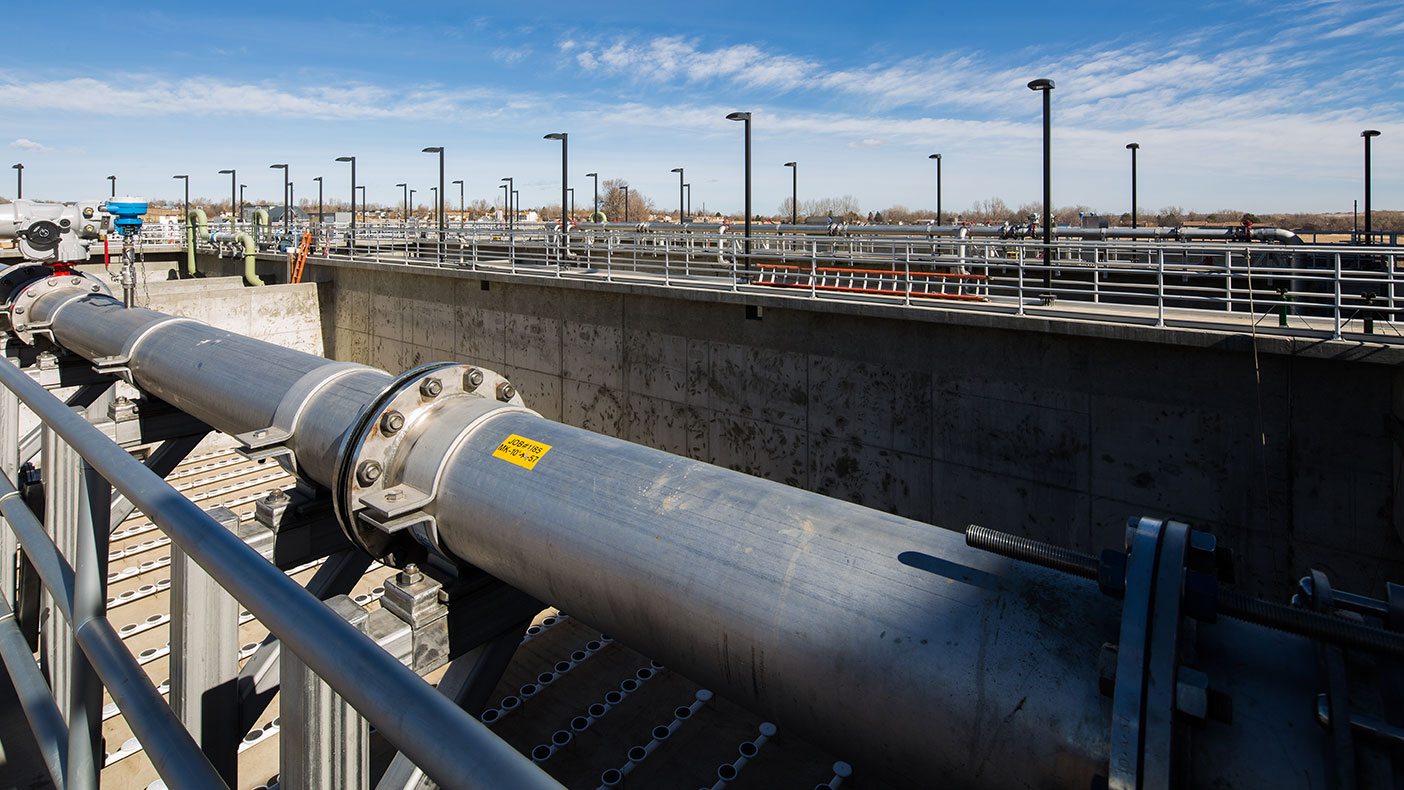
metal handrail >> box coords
[0,356,562,790]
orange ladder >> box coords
[290,231,312,284]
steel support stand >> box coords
[281,594,372,790]
[376,622,529,790]
[170,506,242,785]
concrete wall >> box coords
[301,258,1404,598]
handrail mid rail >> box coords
[0,356,561,789]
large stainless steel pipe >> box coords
[25,288,1339,787]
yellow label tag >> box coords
[492,434,553,470]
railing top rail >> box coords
[0,357,562,790]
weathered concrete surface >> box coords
[296,258,1404,598]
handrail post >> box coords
[41,427,81,724]
[65,460,109,790]
[1333,252,1343,339]
[1157,248,1166,327]
[0,377,18,605]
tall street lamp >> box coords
[313,176,323,228]
[172,174,189,250]
[670,167,684,222]
[1363,129,1381,245]
[269,163,289,233]
[357,186,366,226]
[586,172,599,221]
[218,169,236,223]
[422,146,445,258]
[410,189,416,219]
[544,134,569,232]
[11,164,21,199]
[289,181,295,222]
[725,111,752,272]
[239,185,246,222]
[396,183,408,222]
[621,185,628,223]
[512,190,519,225]
[783,161,797,225]
[107,175,116,197]
[500,178,514,229]
[335,156,356,246]
[684,183,691,220]
[928,154,942,225]
[567,187,575,222]
[1027,78,1054,294]
[452,179,464,227]
[1126,143,1140,228]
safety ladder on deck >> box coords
[290,231,312,284]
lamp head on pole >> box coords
[269,164,287,171]
[421,146,443,154]
[725,111,751,122]
[11,163,20,171]
[1362,129,1381,139]
[218,169,233,175]
[784,161,796,168]
[335,156,354,164]
[928,154,940,161]
[1027,78,1054,91]
[544,133,566,141]
[1126,143,1140,151]
[452,179,463,186]
[173,174,188,180]
[671,167,683,174]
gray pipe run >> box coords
[20,287,1343,787]
[570,220,1304,244]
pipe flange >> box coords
[0,266,110,344]
[332,362,529,565]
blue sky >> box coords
[2,0,1400,216]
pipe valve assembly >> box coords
[0,204,1400,787]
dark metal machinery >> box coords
[0,249,1401,787]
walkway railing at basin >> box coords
[184,221,1404,343]
[0,350,561,789]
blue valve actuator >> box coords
[106,197,148,237]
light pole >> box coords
[357,186,366,226]
[430,187,438,228]
[218,169,236,223]
[783,161,797,225]
[269,163,289,233]
[313,176,322,228]
[927,154,942,225]
[335,156,356,246]
[172,174,189,249]
[586,172,599,221]
[422,146,445,259]
[512,190,519,225]
[410,189,416,220]
[11,164,20,199]
[670,167,684,222]
[396,183,408,222]
[1363,130,1381,245]
[725,110,752,272]
[1126,143,1140,228]
[289,181,295,223]
[500,178,513,229]
[107,175,116,197]
[1027,78,1054,293]
[684,183,691,220]
[621,185,628,223]
[239,185,246,222]
[544,134,568,229]
[567,188,575,222]
[452,179,464,227]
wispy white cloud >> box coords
[9,138,52,152]
[846,138,882,148]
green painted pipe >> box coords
[185,208,209,276]
[235,232,264,287]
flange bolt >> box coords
[356,460,383,486]
[419,377,443,397]
[464,368,484,390]
[380,410,405,434]
[496,381,516,402]
[398,563,423,585]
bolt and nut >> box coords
[380,410,405,434]
[496,381,516,402]
[419,376,443,397]
[398,563,423,585]
[464,368,484,390]
[356,460,383,486]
